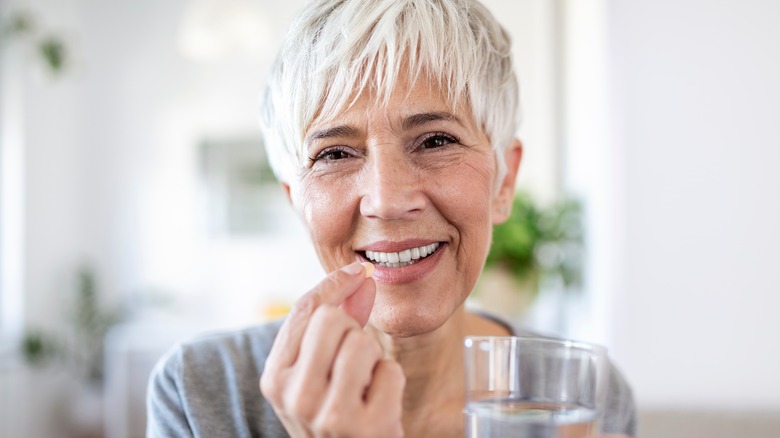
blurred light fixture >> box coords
[177,0,272,62]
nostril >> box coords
[359,190,427,220]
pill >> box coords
[361,262,375,278]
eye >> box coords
[309,146,355,163]
[417,132,459,150]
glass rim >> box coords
[464,335,607,355]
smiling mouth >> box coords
[361,242,442,268]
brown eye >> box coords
[321,150,351,160]
[310,147,354,163]
[419,133,458,150]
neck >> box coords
[366,307,511,437]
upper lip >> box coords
[356,239,441,253]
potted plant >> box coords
[20,267,122,438]
[0,9,70,75]
[474,192,585,318]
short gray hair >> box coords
[259,0,520,185]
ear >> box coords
[491,139,523,224]
[281,182,293,205]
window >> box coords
[0,44,25,342]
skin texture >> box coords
[293,79,517,337]
[260,78,627,437]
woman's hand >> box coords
[260,262,406,438]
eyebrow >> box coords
[402,111,462,130]
[305,125,361,146]
[304,111,463,146]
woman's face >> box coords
[289,78,517,336]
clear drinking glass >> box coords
[464,336,609,438]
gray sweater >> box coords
[146,318,636,437]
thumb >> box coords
[339,263,376,327]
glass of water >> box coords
[464,336,609,438]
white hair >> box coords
[259,0,520,186]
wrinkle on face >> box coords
[444,155,495,275]
[290,75,504,335]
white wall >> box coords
[15,0,327,329]
[2,1,318,435]
[602,0,780,410]
[22,0,90,330]
[482,0,562,203]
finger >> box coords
[366,359,405,412]
[265,262,373,369]
[339,276,376,327]
[326,329,383,407]
[366,359,405,436]
[294,305,361,388]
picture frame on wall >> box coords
[198,134,284,236]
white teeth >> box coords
[364,242,441,267]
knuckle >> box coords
[309,304,339,328]
[311,305,359,336]
[342,328,363,345]
[345,329,379,354]
[259,372,280,403]
[286,390,318,424]
[381,359,406,386]
[374,422,403,438]
[313,274,339,295]
[312,413,338,435]
[312,405,361,438]
[387,360,405,378]
[286,370,319,404]
[313,267,358,296]
[288,293,321,320]
[388,423,405,438]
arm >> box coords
[146,347,194,438]
[602,362,638,437]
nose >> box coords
[359,150,426,220]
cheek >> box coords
[297,176,359,271]
[456,195,493,268]
[436,158,495,264]
[454,157,495,224]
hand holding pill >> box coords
[260,261,405,438]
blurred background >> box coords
[0,0,778,437]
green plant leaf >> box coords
[20,330,59,367]
[39,36,66,72]
[485,192,585,291]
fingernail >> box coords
[361,262,375,278]
[342,262,364,276]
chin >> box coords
[368,292,459,338]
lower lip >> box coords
[360,243,446,285]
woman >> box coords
[147,0,636,436]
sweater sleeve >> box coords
[601,362,638,437]
[505,318,638,437]
[146,346,195,438]
[145,322,289,437]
